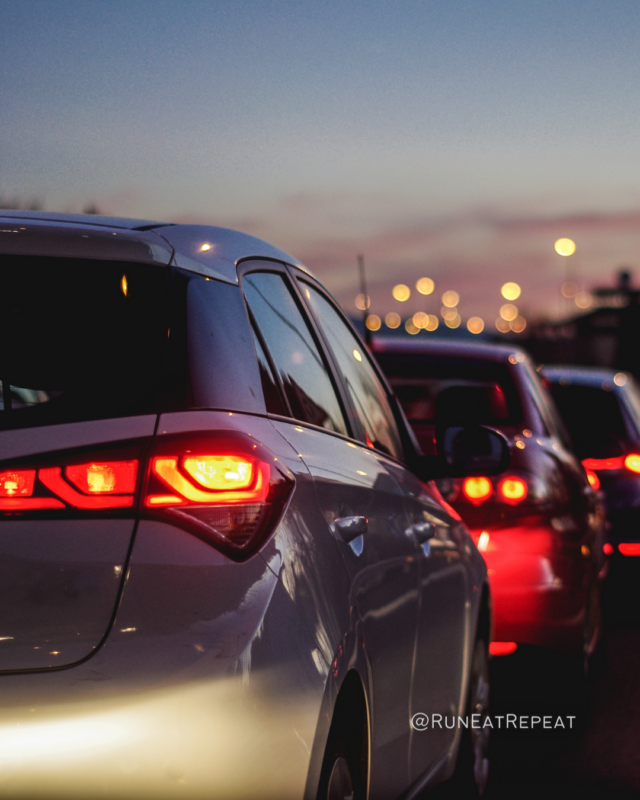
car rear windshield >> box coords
[0,255,168,430]
[375,353,523,427]
[547,383,628,441]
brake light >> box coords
[462,477,492,504]
[582,454,640,475]
[147,456,268,506]
[39,467,136,509]
[142,433,294,560]
[65,461,138,494]
[183,456,254,491]
[586,470,601,491]
[625,454,640,474]
[490,642,518,656]
[0,459,139,512]
[497,476,528,504]
[0,470,35,497]
[619,543,640,556]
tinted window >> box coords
[548,383,628,441]
[302,283,403,459]
[252,328,286,416]
[161,270,266,415]
[0,255,167,429]
[243,272,348,435]
[376,354,523,428]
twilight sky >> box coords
[3,0,640,329]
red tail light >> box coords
[625,454,640,474]
[489,642,518,656]
[462,476,493,504]
[582,454,640,474]
[142,433,294,560]
[497,476,528,504]
[0,458,139,512]
[586,469,601,490]
[0,433,294,561]
[619,543,640,556]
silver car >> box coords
[0,211,502,799]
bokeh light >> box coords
[614,373,628,387]
[426,314,439,331]
[575,291,593,309]
[445,313,461,329]
[467,317,485,334]
[499,303,518,321]
[441,307,458,321]
[510,316,527,333]
[495,318,510,333]
[413,311,429,329]
[385,312,401,329]
[365,314,381,331]
[554,238,576,257]
[442,290,459,308]
[405,318,419,335]
[560,281,579,298]
[355,293,371,310]
[393,284,411,302]
[416,277,435,295]
[501,282,521,301]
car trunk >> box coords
[0,255,168,670]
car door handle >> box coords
[332,515,368,543]
[407,521,436,544]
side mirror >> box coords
[409,425,510,481]
[440,425,510,477]
[573,432,624,461]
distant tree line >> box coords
[0,196,101,214]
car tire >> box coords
[316,686,367,800]
[443,637,490,798]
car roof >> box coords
[371,336,528,365]
[0,210,307,284]
[540,364,628,389]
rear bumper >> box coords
[0,522,327,799]
[474,525,588,655]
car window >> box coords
[549,382,628,441]
[520,363,571,446]
[376,354,523,428]
[301,281,403,460]
[0,255,167,430]
[251,327,287,416]
[243,272,348,435]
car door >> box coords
[297,278,468,785]
[240,264,421,798]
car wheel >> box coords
[446,637,490,798]
[326,755,354,800]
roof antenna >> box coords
[358,254,371,347]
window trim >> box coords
[237,260,356,440]
[291,270,406,465]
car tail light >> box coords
[0,456,140,513]
[625,454,640,474]
[619,543,640,556]
[462,476,493,504]
[142,432,294,560]
[603,543,614,555]
[582,454,640,475]
[497,475,528,504]
[489,642,518,656]
[585,469,601,490]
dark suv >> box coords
[0,212,504,799]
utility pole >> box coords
[358,254,371,347]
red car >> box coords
[374,339,606,671]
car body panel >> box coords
[0,214,489,798]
